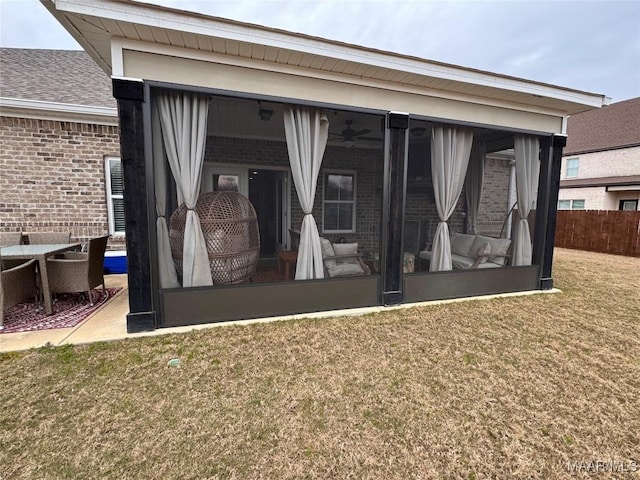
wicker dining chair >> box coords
[0,232,23,247]
[1,232,26,270]
[46,235,109,305]
[28,232,71,244]
[1,259,38,328]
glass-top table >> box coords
[1,243,81,315]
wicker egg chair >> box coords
[169,191,260,285]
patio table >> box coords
[0,243,81,315]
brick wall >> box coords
[205,137,385,253]
[203,136,512,254]
[477,156,512,236]
[0,116,124,249]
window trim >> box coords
[322,169,357,234]
[619,199,638,211]
[105,156,125,235]
[565,157,579,178]
[558,199,585,210]
[571,199,585,210]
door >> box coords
[275,171,290,250]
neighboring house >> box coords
[42,0,608,333]
[0,48,125,250]
[559,97,640,211]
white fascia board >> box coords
[111,37,125,77]
[0,97,118,124]
[52,0,608,110]
[116,38,570,119]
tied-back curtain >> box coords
[283,106,329,280]
[152,99,179,288]
[430,125,474,271]
[157,91,213,287]
[465,143,485,235]
[513,135,540,266]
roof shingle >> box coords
[564,97,640,155]
[0,48,115,109]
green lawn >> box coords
[1,248,639,479]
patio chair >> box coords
[0,232,22,247]
[1,232,26,270]
[1,259,39,328]
[319,237,370,277]
[289,228,301,250]
[46,235,109,305]
[28,232,71,244]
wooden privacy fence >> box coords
[555,210,640,257]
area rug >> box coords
[1,287,122,334]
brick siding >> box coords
[203,136,511,255]
[0,116,124,249]
[477,156,512,236]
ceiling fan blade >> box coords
[353,128,371,137]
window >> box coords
[105,156,125,235]
[620,200,638,211]
[572,199,585,210]
[566,158,579,178]
[323,171,356,233]
[558,199,585,210]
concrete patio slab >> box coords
[1,272,561,353]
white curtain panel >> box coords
[430,125,474,271]
[283,106,329,280]
[157,91,213,287]
[465,143,485,235]
[152,100,179,288]
[513,135,540,266]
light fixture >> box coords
[258,108,273,121]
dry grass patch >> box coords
[1,248,639,479]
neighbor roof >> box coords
[564,97,640,155]
[0,48,115,109]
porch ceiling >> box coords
[42,0,608,117]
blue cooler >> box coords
[104,250,127,274]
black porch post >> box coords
[113,79,156,332]
[381,112,409,305]
[533,134,566,290]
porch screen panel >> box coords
[152,99,179,288]
[513,135,540,266]
[157,91,213,287]
[430,125,474,271]
[283,107,329,280]
[465,143,485,235]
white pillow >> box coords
[332,243,358,264]
[470,237,491,264]
[319,237,336,268]
[327,263,364,277]
[451,233,476,257]
[483,236,511,266]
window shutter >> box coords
[109,159,124,195]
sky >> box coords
[1,0,639,103]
